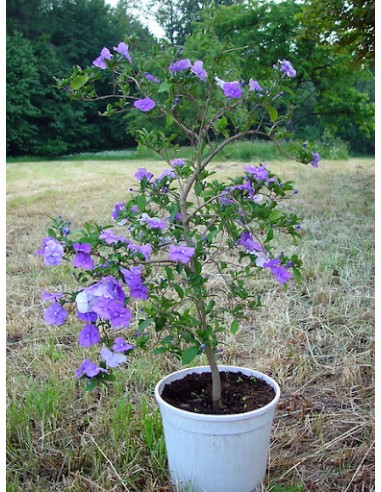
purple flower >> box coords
[44,302,68,326]
[263,259,292,284]
[237,232,263,252]
[41,291,64,302]
[249,79,263,92]
[72,243,94,269]
[75,359,108,378]
[133,97,156,112]
[99,228,128,244]
[219,190,235,205]
[111,202,126,222]
[114,41,132,63]
[169,59,191,72]
[190,61,207,81]
[144,72,160,83]
[92,47,113,69]
[78,324,101,348]
[156,168,176,182]
[73,243,92,254]
[215,76,226,88]
[113,337,135,352]
[100,347,127,368]
[170,158,186,167]
[62,225,71,236]
[223,81,243,99]
[77,277,126,315]
[227,180,255,197]
[244,164,269,181]
[168,245,195,264]
[36,237,64,266]
[311,152,320,168]
[110,307,133,329]
[120,266,149,300]
[93,297,124,320]
[134,168,154,182]
[128,243,152,261]
[77,310,98,323]
[278,60,296,78]
[76,291,94,314]
[72,252,95,270]
[140,213,167,230]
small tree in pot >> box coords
[37,39,318,490]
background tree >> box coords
[182,0,374,154]
[6,0,156,156]
[6,31,40,155]
[149,0,238,45]
[6,0,374,157]
[296,0,375,67]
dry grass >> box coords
[6,157,374,491]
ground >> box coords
[6,157,375,491]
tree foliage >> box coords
[6,0,155,156]
[296,0,375,67]
[6,0,374,157]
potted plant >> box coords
[37,40,319,492]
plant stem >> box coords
[204,346,223,409]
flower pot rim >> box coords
[155,364,281,421]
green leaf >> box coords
[269,210,283,222]
[214,116,228,134]
[138,318,154,330]
[158,81,171,93]
[193,259,202,275]
[265,228,274,242]
[265,104,278,123]
[165,266,174,281]
[166,114,174,127]
[84,378,99,391]
[174,283,184,299]
[137,194,146,212]
[230,319,239,335]
[102,373,116,382]
[180,331,194,343]
[47,228,57,239]
[70,75,89,91]
[194,179,203,196]
[206,227,218,244]
[153,347,169,355]
[181,346,200,365]
[292,267,303,283]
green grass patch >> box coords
[7,137,363,164]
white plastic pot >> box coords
[154,365,280,492]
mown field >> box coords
[6,157,375,491]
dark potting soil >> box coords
[161,371,276,415]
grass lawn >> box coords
[6,157,375,491]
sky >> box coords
[105,0,166,38]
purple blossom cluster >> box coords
[72,243,94,270]
[169,58,208,82]
[273,59,296,78]
[120,266,149,300]
[92,42,132,69]
[76,276,132,329]
[168,245,195,264]
[263,259,292,284]
[36,237,64,266]
[237,232,292,285]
